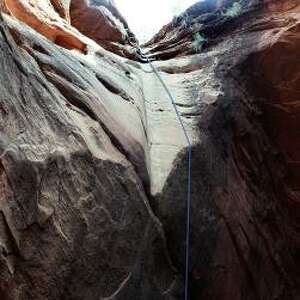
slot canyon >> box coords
[0,0,299,299]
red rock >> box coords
[70,0,140,59]
[4,0,87,52]
[0,0,299,299]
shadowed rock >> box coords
[0,0,299,299]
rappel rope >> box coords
[143,53,192,300]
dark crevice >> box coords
[31,43,49,55]
[175,102,194,108]
[182,111,201,117]
[95,74,135,103]
[95,74,121,94]
[44,71,98,121]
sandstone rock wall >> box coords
[144,1,300,298]
[1,0,140,58]
[0,0,299,299]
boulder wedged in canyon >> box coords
[0,0,299,299]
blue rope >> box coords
[143,55,192,300]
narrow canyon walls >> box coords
[0,0,299,299]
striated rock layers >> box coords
[0,0,299,299]
[70,0,140,59]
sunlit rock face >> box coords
[3,0,87,51]
[70,0,140,59]
[0,0,299,300]
[1,0,139,58]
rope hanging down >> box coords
[143,54,192,300]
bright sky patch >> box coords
[114,0,199,43]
